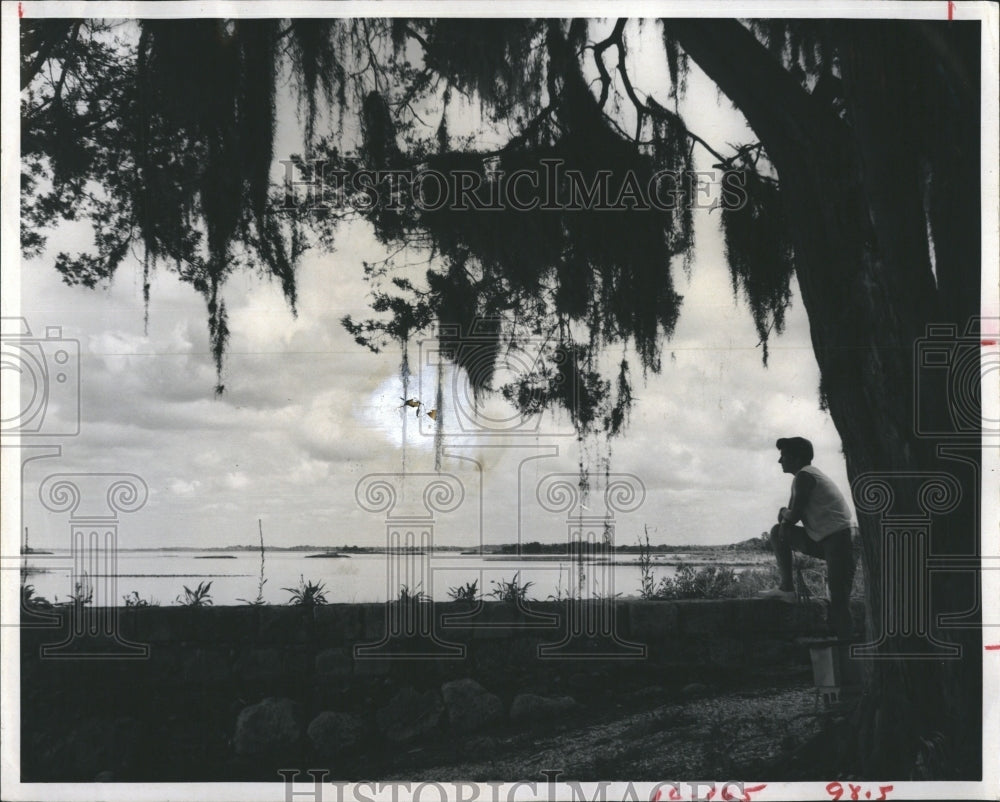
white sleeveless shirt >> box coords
[793,465,855,542]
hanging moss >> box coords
[721,169,794,365]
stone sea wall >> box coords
[19,598,862,781]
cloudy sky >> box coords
[8,16,852,551]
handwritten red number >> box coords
[849,783,861,800]
[669,788,683,802]
[876,785,894,800]
[826,782,844,801]
[742,784,767,802]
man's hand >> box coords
[778,507,791,524]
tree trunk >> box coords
[670,18,982,778]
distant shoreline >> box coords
[27,541,769,558]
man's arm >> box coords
[780,471,816,524]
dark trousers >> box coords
[770,523,856,641]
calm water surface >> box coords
[19,550,711,605]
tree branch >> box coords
[590,19,736,169]
[665,19,845,172]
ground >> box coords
[368,668,834,782]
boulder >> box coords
[509,693,577,725]
[307,711,366,757]
[233,697,300,755]
[375,687,444,742]
[441,678,503,733]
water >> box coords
[18,549,705,605]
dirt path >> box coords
[382,680,829,782]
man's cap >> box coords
[776,436,814,462]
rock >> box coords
[307,711,366,757]
[509,694,577,725]
[233,697,301,755]
[441,679,503,733]
[376,687,444,743]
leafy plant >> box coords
[283,575,328,607]
[176,581,213,607]
[122,590,157,607]
[488,572,534,604]
[21,584,53,609]
[446,579,478,602]
[396,583,430,604]
[61,573,93,606]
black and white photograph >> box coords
[2,2,998,800]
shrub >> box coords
[653,564,741,600]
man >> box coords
[760,436,857,641]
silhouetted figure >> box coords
[760,437,856,641]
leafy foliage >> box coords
[487,572,534,604]
[176,580,213,607]
[395,583,430,604]
[19,16,975,444]
[122,590,158,607]
[446,580,479,602]
[21,584,53,610]
[283,575,329,607]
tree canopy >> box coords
[20,16,984,778]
